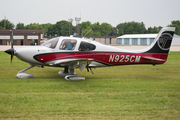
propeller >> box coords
[4,30,14,63]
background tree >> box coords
[16,22,25,29]
[24,23,42,29]
[171,20,180,27]
[92,31,101,36]
[116,21,146,35]
[147,26,159,33]
[100,23,112,36]
[81,22,112,36]
[80,21,91,36]
[168,20,180,35]
[147,27,152,33]
[0,19,14,29]
[151,27,158,33]
[80,21,91,30]
[1,18,180,37]
[90,22,101,36]
[42,23,53,36]
[54,20,69,36]
[46,20,69,36]
[108,27,117,36]
[157,26,163,31]
[46,25,56,36]
[82,26,94,36]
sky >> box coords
[0,0,180,28]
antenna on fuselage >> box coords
[83,29,92,38]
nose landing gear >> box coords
[16,65,35,78]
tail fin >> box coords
[141,27,175,65]
[144,27,175,54]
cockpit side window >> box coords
[59,39,77,50]
[78,41,96,51]
[41,38,59,49]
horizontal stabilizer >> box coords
[142,57,165,62]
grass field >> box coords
[0,51,180,120]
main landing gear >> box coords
[58,67,85,80]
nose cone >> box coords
[5,48,14,55]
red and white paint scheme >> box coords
[5,27,175,80]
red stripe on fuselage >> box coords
[36,52,168,65]
[37,52,93,63]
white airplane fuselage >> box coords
[5,27,175,80]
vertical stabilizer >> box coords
[144,27,175,54]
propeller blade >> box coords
[11,30,14,49]
[5,30,14,63]
[11,39,13,49]
[11,52,13,63]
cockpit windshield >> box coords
[41,38,59,49]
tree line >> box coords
[0,19,180,36]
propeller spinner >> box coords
[5,48,14,63]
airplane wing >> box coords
[53,58,94,71]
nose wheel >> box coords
[16,65,35,78]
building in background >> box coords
[85,36,117,45]
[0,29,43,45]
[117,34,180,46]
[172,34,180,46]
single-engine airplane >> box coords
[5,27,175,80]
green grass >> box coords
[0,51,180,120]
